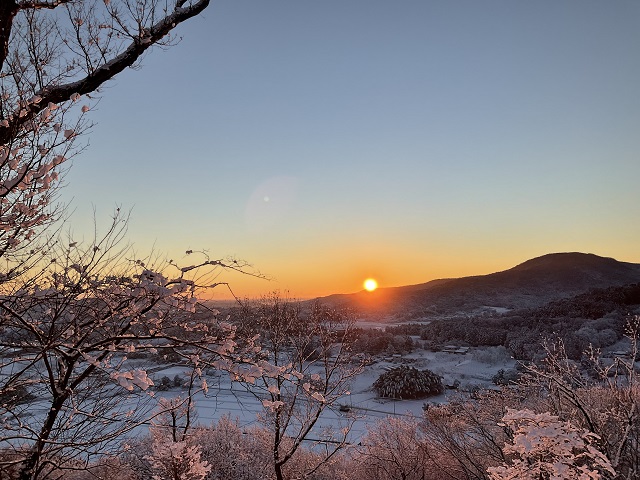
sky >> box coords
[60,0,640,300]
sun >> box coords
[363,278,378,292]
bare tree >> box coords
[487,409,615,480]
[0,211,261,479]
[233,294,363,480]
[0,2,280,479]
[0,0,210,283]
[145,396,212,480]
[522,316,640,479]
[355,416,430,480]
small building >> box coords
[442,345,470,354]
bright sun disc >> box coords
[364,278,378,292]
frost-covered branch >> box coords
[231,295,363,480]
[0,210,263,479]
[1,1,210,146]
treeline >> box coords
[518,283,640,320]
[418,283,640,360]
[421,316,621,360]
[350,328,415,356]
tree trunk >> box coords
[18,394,66,480]
[274,462,285,480]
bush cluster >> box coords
[372,366,444,399]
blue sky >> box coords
[61,0,640,299]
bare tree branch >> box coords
[0,0,210,146]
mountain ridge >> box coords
[318,252,640,320]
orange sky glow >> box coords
[60,2,639,302]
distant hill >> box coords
[319,253,640,321]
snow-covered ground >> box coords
[148,344,517,445]
[1,335,516,448]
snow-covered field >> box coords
[1,329,517,449]
[148,343,517,444]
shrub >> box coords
[473,346,510,365]
[491,369,520,386]
[372,366,444,399]
[156,376,172,391]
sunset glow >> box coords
[60,1,640,301]
[363,278,378,292]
